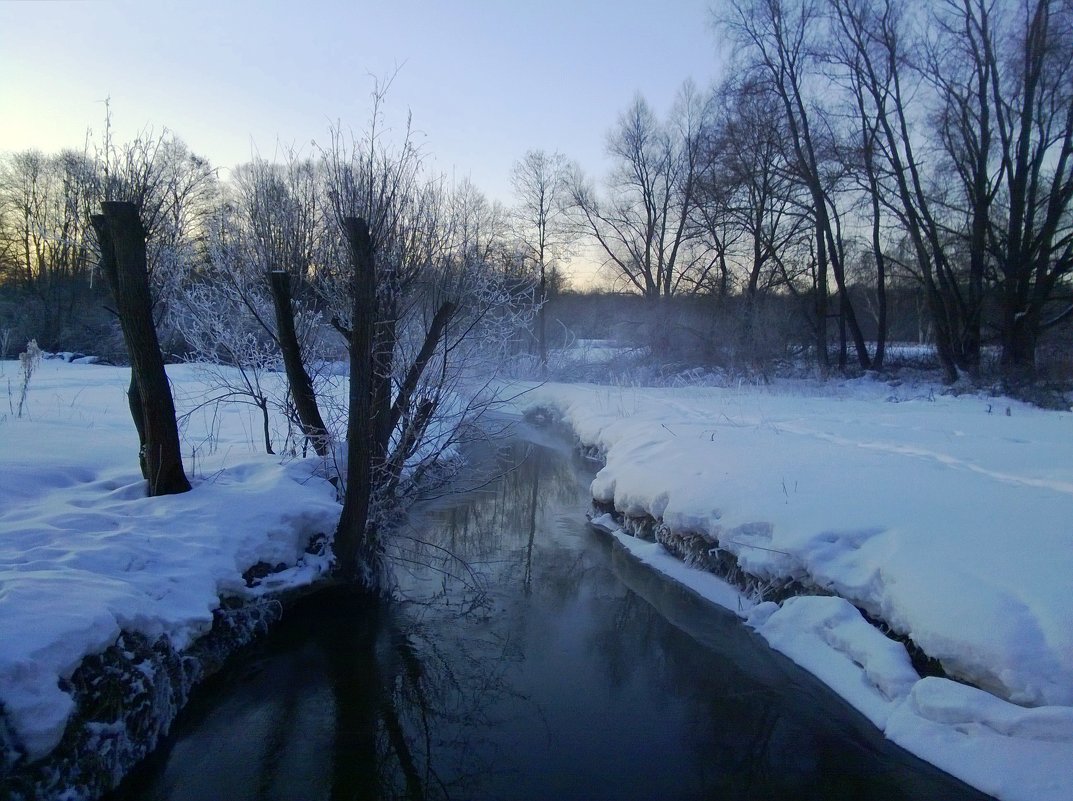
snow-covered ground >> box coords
[0,360,339,763]
[3,359,1072,800]
[511,377,1073,801]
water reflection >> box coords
[111,436,989,801]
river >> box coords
[109,431,989,800]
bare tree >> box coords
[322,97,461,586]
[231,155,331,456]
[510,149,574,372]
[322,90,537,588]
[96,125,218,288]
[725,0,876,372]
[827,0,1073,382]
[826,0,969,381]
[975,0,1073,381]
[569,83,718,301]
[700,77,813,360]
[0,150,98,347]
[91,202,190,496]
[453,177,510,269]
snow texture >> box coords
[519,378,1073,801]
[0,362,340,762]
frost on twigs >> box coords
[14,339,41,419]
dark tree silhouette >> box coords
[91,201,190,496]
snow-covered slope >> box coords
[517,378,1073,801]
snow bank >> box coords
[0,362,340,762]
[518,378,1073,801]
[749,595,921,727]
[888,678,1073,801]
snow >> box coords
[0,361,340,761]
[749,595,922,727]
[593,515,748,613]
[515,377,1073,801]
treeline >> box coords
[555,0,1073,384]
[2,0,1072,387]
[0,124,538,360]
[0,135,215,358]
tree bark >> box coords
[388,300,456,435]
[267,271,330,457]
[91,202,190,496]
[127,361,149,479]
[1000,305,1038,386]
[335,217,378,585]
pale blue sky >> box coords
[1,0,727,204]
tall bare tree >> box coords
[569,83,719,300]
[510,149,574,372]
[700,78,813,357]
[977,0,1073,380]
[726,0,876,372]
[827,0,971,381]
[231,155,331,456]
[828,0,1073,382]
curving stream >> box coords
[109,432,989,801]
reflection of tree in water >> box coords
[394,441,595,605]
[114,588,529,801]
[319,592,527,801]
[212,442,585,801]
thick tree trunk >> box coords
[811,222,831,376]
[267,271,329,457]
[91,202,190,496]
[814,283,830,376]
[831,255,871,370]
[335,218,459,587]
[838,300,848,371]
[335,217,378,586]
[127,373,148,479]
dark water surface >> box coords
[111,433,989,801]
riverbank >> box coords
[510,377,1073,801]
[0,360,340,799]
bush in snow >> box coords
[14,339,41,418]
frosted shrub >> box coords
[16,338,42,418]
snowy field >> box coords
[0,359,340,763]
[510,377,1073,801]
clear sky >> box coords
[0,0,727,205]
